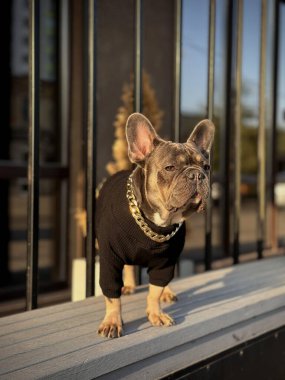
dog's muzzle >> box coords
[186,166,209,196]
[166,166,209,212]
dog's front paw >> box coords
[147,312,175,327]
[98,313,123,339]
[121,285,136,295]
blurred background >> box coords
[0,0,284,316]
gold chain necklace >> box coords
[126,174,183,243]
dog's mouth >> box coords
[167,192,204,213]
[189,193,203,205]
[186,193,205,212]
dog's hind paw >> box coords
[121,285,136,295]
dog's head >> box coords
[126,113,215,226]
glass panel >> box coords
[8,178,66,284]
[1,0,68,300]
[181,0,209,264]
[211,0,228,256]
[240,0,261,250]
[181,0,209,138]
[143,0,175,141]
[96,0,134,183]
[96,0,176,182]
[10,0,59,164]
[181,0,228,267]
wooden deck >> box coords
[0,256,285,379]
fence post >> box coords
[134,0,143,114]
[233,0,243,265]
[134,0,143,285]
[268,0,279,251]
[26,0,40,310]
[86,0,97,297]
[257,0,267,259]
[221,0,234,259]
[205,0,216,271]
[174,0,182,143]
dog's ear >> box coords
[126,113,159,164]
[187,119,215,157]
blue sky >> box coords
[181,0,209,115]
[181,0,285,129]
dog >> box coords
[96,112,215,338]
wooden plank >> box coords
[0,256,280,329]
[0,273,278,359]
[2,288,285,379]
[0,270,282,355]
[0,257,284,379]
[0,258,282,346]
[0,259,283,345]
[97,307,285,380]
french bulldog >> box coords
[96,112,215,338]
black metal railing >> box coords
[24,0,283,309]
[205,0,216,270]
[85,0,97,297]
[26,0,40,310]
[233,0,243,264]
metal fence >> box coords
[25,0,283,309]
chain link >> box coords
[126,174,183,243]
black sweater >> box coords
[96,170,186,298]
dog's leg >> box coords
[160,285,178,303]
[98,297,123,338]
[146,284,175,327]
[122,265,136,295]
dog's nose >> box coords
[189,170,205,182]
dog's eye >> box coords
[165,165,176,172]
[204,164,211,171]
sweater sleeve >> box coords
[148,264,176,288]
[98,240,124,298]
[147,250,177,288]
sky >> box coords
[181,0,285,129]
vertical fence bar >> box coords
[134,0,143,284]
[173,0,182,277]
[86,0,96,297]
[222,0,234,257]
[174,0,182,143]
[26,0,40,311]
[134,0,142,113]
[207,0,215,120]
[204,0,216,271]
[233,0,243,265]
[257,0,267,259]
[269,0,279,250]
[58,0,70,282]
